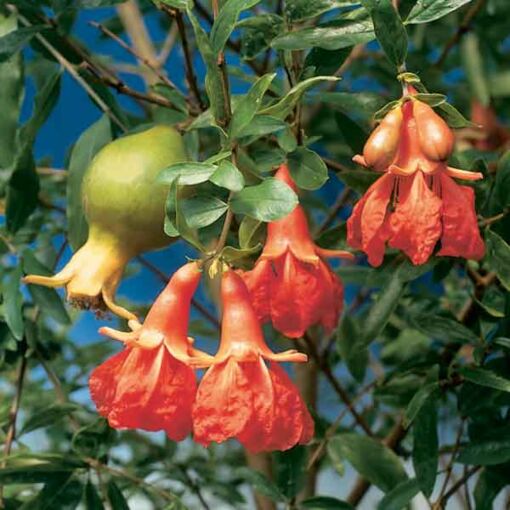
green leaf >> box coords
[474,466,509,510]
[259,76,339,119]
[413,93,447,107]
[0,14,24,170]
[3,265,24,341]
[67,116,112,251]
[485,230,510,291]
[458,440,510,466]
[300,496,353,509]
[187,9,226,125]
[410,314,480,344]
[335,111,367,155]
[461,33,490,106]
[494,150,510,209]
[158,0,192,9]
[239,216,262,249]
[107,481,129,510]
[237,115,287,138]
[272,19,374,51]
[230,178,298,221]
[22,250,70,325]
[286,0,357,23]
[377,478,420,510]
[210,160,245,191]
[412,394,438,497]
[211,0,261,55]
[180,196,228,229]
[436,101,474,129]
[83,481,105,510]
[0,26,45,63]
[362,271,406,344]
[287,147,328,190]
[404,382,440,427]
[363,0,407,67]
[158,162,218,186]
[238,14,284,60]
[21,404,78,435]
[21,473,83,510]
[275,446,307,499]
[406,0,472,24]
[328,433,408,492]
[304,47,351,77]
[238,467,287,502]
[337,315,368,382]
[459,366,510,393]
[230,73,276,138]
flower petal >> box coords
[437,173,485,260]
[89,346,195,441]
[347,173,394,267]
[193,359,262,446]
[389,172,442,265]
[240,261,272,324]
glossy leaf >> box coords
[230,178,298,221]
[377,478,420,510]
[3,265,24,341]
[210,160,245,191]
[287,147,328,190]
[406,0,472,24]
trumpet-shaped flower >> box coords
[192,270,314,452]
[89,262,212,441]
[241,164,353,338]
[347,94,485,266]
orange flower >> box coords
[89,262,212,441]
[192,270,314,453]
[348,94,485,266]
[241,164,353,338]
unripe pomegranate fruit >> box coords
[360,107,403,171]
[24,125,187,320]
[413,100,454,161]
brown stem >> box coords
[347,418,407,506]
[168,8,206,111]
[245,452,276,510]
[89,21,178,90]
[434,0,487,67]
[116,0,160,86]
[302,334,374,437]
[314,187,353,236]
[0,353,28,507]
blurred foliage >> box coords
[0,0,509,508]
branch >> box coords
[302,334,374,437]
[0,352,28,505]
[116,0,160,86]
[434,0,487,67]
[89,21,179,91]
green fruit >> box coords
[24,124,187,320]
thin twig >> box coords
[157,22,179,64]
[8,7,128,131]
[314,187,353,236]
[89,21,178,90]
[0,353,28,506]
[302,334,374,437]
[435,0,488,67]
[163,6,206,111]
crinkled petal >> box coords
[389,172,442,265]
[240,261,272,323]
[316,260,344,333]
[193,359,264,446]
[347,173,394,267]
[89,346,195,441]
[437,173,485,260]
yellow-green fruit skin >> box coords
[82,125,186,253]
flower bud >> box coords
[413,100,454,161]
[362,107,403,171]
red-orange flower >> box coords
[192,270,314,453]
[241,164,353,338]
[89,262,212,441]
[347,94,485,266]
